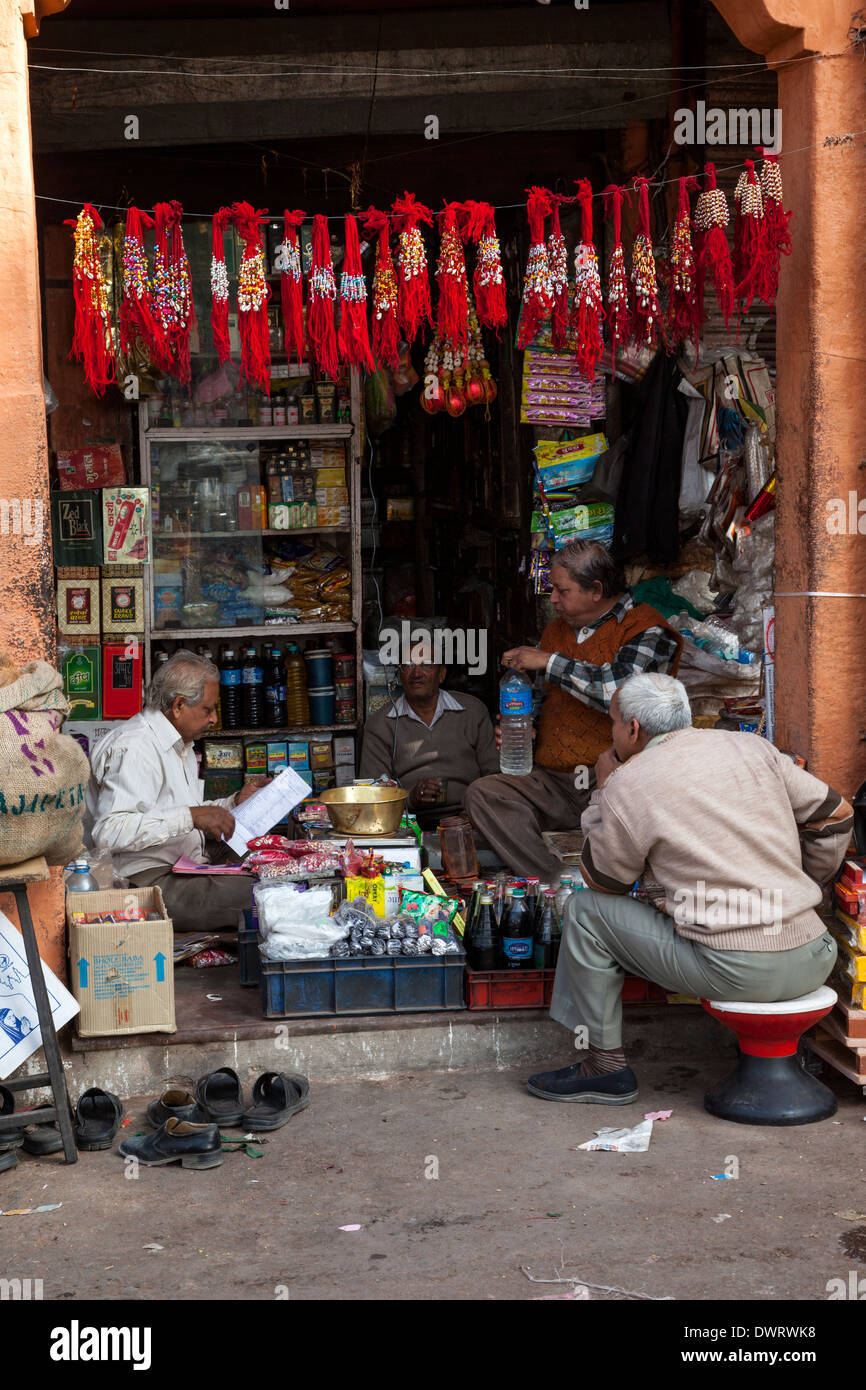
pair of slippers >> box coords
[147,1068,309,1133]
[0,1085,122,1170]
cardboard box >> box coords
[60,644,101,720]
[335,764,355,787]
[102,641,143,719]
[288,740,310,770]
[56,445,125,491]
[51,490,103,566]
[57,573,100,635]
[267,741,287,773]
[203,771,244,799]
[333,735,355,765]
[244,741,268,773]
[61,718,125,755]
[67,886,175,1037]
[103,488,150,564]
[101,572,145,637]
[309,738,333,769]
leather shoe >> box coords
[526,1062,639,1104]
[0,1085,25,1153]
[147,1089,206,1129]
[118,1117,223,1169]
[75,1087,123,1151]
[21,1104,65,1155]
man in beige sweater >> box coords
[528,672,852,1105]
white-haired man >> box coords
[87,651,266,930]
[527,672,851,1104]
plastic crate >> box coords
[238,928,261,988]
[466,967,666,1010]
[259,949,467,1018]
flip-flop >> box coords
[242,1072,310,1132]
[195,1067,245,1127]
[74,1087,123,1151]
[0,1085,25,1153]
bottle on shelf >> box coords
[241,644,265,729]
[500,886,533,970]
[219,645,242,730]
[264,645,287,727]
[469,893,499,972]
[533,889,559,970]
[499,668,534,776]
[284,643,310,725]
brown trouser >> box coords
[464,766,593,882]
[128,864,254,932]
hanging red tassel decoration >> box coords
[757,150,792,307]
[629,176,662,348]
[392,192,433,343]
[665,175,703,352]
[570,178,605,380]
[210,206,234,365]
[547,193,571,351]
[463,201,507,333]
[230,201,271,394]
[278,209,306,364]
[119,207,171,373]
[435,201,469,349]
[517,186,554,350]
[693,163,734,329]
[152,200,196,386]
[65,204,116,396]
[732,159,770,316]
[338,213,375,372]
[307,213,340,380]
[601,184,632,364]
[363,207,400,371]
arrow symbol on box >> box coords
[154,953,166,983]
[77,958,89,989]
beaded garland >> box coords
[570,178,605,380]
[547,194,571,351]
[757,152,792,306]
[665,175,702,351]
[65,203,116,395]
[120,206,171,373]
[364,206,400,370]
[463,200,507,332]
[338,212,375,371]
[693,162,734,328]
[601,183,632,364]
[629,176,662,348]
[517,186,554,350]
[279,209,306,364]
[392,192,434,343]
[307,213,340,380]
[210,205,233,365]
[152,200,195,385]
[435,201,469,348]
[732,159,769,316]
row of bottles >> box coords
[463,873,583,972]
[153,641,309,730]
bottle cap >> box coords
[512,887,526,898]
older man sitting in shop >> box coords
[526,672,850,1104]
[465,539,684,883]
[87,650,266,931]
[359,644,498,825]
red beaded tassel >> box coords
[210,206,234,365]
[517,186,554,351]
[392,192,433,343]
[231,201,271,393]
[693,162,734,329]
[547,193,571,351]
[65,203,116,396]
[152,200,196,386]
[601,184,632,365]
[570,178,605,380]
[629,176,663,348]
[338,212,374,372]
[119,206,171,373]
[757,150,792,307]
[307,213,340,380]
[665,175,703,353]
[279,209,306,364]
[435,200,469,349]
[363,207,400,371]
[463,200,507,333]
[733,158,771,316]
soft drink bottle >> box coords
[469,894,499,972]
[499,669,533,776]
[533,889,558,970]
[241,644,264,729]
[219,646,242,729]
[500,886,533,970]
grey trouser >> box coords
[464,767,593,881]
[551,889,839,1049]
[128,864,254,933]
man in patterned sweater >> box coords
[465,540,683,881]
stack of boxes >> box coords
[808,859,866,1084]
[202,733,356,803]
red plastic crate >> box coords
[465,967,666,1010]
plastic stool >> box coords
[701,985,837,1126]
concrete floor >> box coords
[2,1057,865,1302]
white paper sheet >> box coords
[0,910,80,1080]
[226,767,312,856]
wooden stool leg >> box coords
[13,887,78,1164]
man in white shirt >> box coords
[87,651,266,930]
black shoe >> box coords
[21,1104,65,1155]
[526,1062,639,1104]
[75,1088,123,1151]
[147,1089,206,1129]
[195,1067,244,1127]
[242,1072,310,1132]
[0,1149,18,1173]
[118,1117,223,1169]
[0,1085,25,1153]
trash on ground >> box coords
[0,1203,62,1216]
[835,1210,866,1221]
[712,1214,732,1223]
[339,1224,362,1231]
[711,1173,735,1180]
[643,1110,673,1121]
[206,993,223,1002]
[521,1265,672,1301]
[142,1242,164,1252]
[575,1118,653,1152]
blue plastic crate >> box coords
[259,949,467,1017]
[238,929,261,987]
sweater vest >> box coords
[533,604,684,771]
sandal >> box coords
[74,1087,123,1151]
[242,1072,310,1132]
[195,1067,245,1127]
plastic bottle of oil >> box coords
[284,643,310,726]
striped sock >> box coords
[580,1044,627,1077]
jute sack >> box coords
[0,652,90,867]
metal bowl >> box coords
[319,785,408,836]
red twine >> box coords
[120,206,171,374]
[601,184,632,364]
[65,204,116,396]
[570,178,605,380]
[338,213,375,372]
[733,159,771,316]
[152,201,196,386]
[665,175,703,352]
[307,213,340,380]
[231,201,271,394]
[279,209,306,365]
[363,207,400,371]
[693,163,734,329]
[547,193,572,351]
[210,206,234,365]
[392,192,433,343]
[435,201,469,349]
[463,200,507,333]
[757,150,792,307]
[517,186,554,350]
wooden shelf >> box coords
[208,722,358,737]
[154,527,349,539]
[144,425,352,441]
[154,622,355,640]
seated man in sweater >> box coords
[465,540,683,882]
[359,653,498,822]
[528,672,850,1105]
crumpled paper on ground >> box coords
[575,1118,653,1152]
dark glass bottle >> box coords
[469,894,499,972]
[533,889,558,971]
[219,645,242,729]
[500,886,533,970]
[264,645,287,727]
[241,644,264,728]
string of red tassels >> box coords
[363,207,400,371]
[547,193,572,351]
[231,202,271,394]
[279,209,307,365]
[665,175,702,352]
[463,200,507,333]
[601,184,632,365]
[152,200,196,387]
[435,201,469,349]
[570,178,605,380]
[307,213,340,380]
[210,206,234,366]
[338,213,375,372]
[65,204,116,396]
[392,191,434,343]
[517,186,554,351]
[120,206,171,374]
[693,163,734,329]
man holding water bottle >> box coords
[465,540,683,882]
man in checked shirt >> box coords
[465,540,683,882]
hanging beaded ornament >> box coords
[570,178,605,380]
[363,207,400,370]
[230,202,271,393]
[210,206,234,365]
[665,175,702,352]
[547,193,571,351]
[693,162,734,328]
[119,206,171,374]
[601,184,632,365]
[757,150,792,307]
[151,200,196,386]
[338,212,374,372]
[629,176,662,348]
[65,204,116,396]
[517,186,554,350]
[733,159,771,317]
[391,192,433,343]
[435,201,469,349]
[307,213,340,380]
[278,209,306,365]
[463,201,507,332]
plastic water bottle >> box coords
[555,874,575,919]
[64,860,99,892]
[499,669,534,775]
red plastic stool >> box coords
[700,986,837,1126]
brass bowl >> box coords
[319,785,408,836]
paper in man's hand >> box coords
[226,767,311,856]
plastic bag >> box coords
[253,881,340,943]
